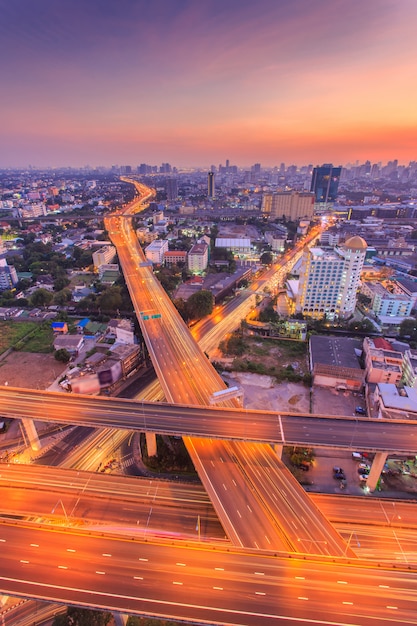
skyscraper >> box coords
[296,236,367,320]
[207,171,215,197]
[310,164,342,203]
[166,177,178,201]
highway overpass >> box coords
[1,385,417,453]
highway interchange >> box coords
[2,180,417,624]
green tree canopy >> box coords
[260,251,273,265]
[98,286,123,313]
[52,607,112,626]
[399,317,417,340]
[54,348,71,363]
[186,290,214,320]
[30,288,54,308]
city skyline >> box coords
[1,0,416,168]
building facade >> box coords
[310,164,342,203]
[144,239,169,265]
[261,191,315,221]
[296,236,367,320]
[188,242,209,273]
[92,245,116,270]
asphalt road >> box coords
[1,522,417,626]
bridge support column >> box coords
[21,418,41,451]
[146,432,157,457]
[366,452,388,492]
[113,612,128,626]
[274,444,283,459]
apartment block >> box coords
[296,236,367,320]
[261,191,315,221]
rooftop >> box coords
[310,336,363,370]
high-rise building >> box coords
[92,245,116,271]
[188,242,209,273]
[310,164,342,203]
[166,177,178,201]
[296,236,367,320]
[0,259,18,291]
[207,171,215,198]
[261,191,315,221]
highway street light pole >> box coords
[51,499,68,524]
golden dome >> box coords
[344,236,367,250]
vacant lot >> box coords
[0,320,54,354]
[0,351,66,389]
[218,334,309,381]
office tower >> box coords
[261,191,315,220]
[166,177,178,201]
[207,171,215,197]
[310,164,342,203]
[296,236,367,320]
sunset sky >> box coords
[1,0,416,168]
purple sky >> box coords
[0,0,416,168]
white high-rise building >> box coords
[92,245,116,270]
[296,236,367,320]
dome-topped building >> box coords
[296,235,368,321]
[344,236,367,251]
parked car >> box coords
[358,467,370,476]
[296,461,310,471]
[333,466,346,480]
[352,452,363,461]
[355,406,366,415]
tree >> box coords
[52,607,112,626]
[30,288,53,308]
[399,317,417,340]
[54,348,71,363]
[98,286,123,313]
[186,290,214,320]
[53,276,71,291]
[53,288,72,306]
[260,251,273,265]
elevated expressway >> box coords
[0,520,416,626]
[1,385,417,453]
[2,464,417,563]
[101,191,352,557]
